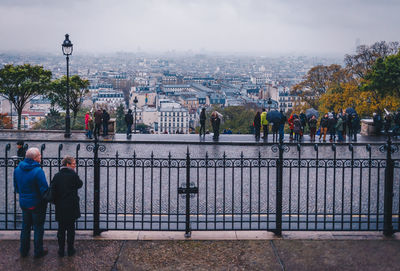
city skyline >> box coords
[1,0,399,56]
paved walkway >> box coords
[0,231,399,270]
[0,130,398,145]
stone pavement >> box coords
[0,231,399,271]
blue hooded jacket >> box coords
[13,158,48,209]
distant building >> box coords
[130,86,157,108]
[279,91,301,112]
[94,89,125,110]
[179,94,199,111]
[207,93,226,106]
[162,84,191,95]
[158,102,189,134]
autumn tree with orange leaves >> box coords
[292,41,400,117]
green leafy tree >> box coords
[362,52,400,100]
[0,64,52,129]
[48,75,90,127]
[33,108,88,130]
[115,104,125,133]
[198,106,257,134]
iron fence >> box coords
[1,139,399,237]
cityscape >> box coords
[0,51,341,133]
[1,0,400,269]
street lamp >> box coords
[133,96,138,134]
[62,34,73,138]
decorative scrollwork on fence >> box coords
[379,144,399,154]
[271,144,290,153]
[282,160,291,167]
[0,158,18,167]
[86,143,106,153]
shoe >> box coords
[34,249,48,259]
[68,248,76,257]
[58,249,65,257]
[20,252,28,258]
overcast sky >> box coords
[0,0,399,56]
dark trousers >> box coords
[102,122,109,136]
[126,124,132,136]
[272,126,279,142]
[57,219,76,252]
[94,123,101,137]
[352,129,357,141]
[213,127,220,139]
[263,125,268,138]
[199,122,206,136]
[337,130,344,142]
[20,204,47,257]
[310,127,316,141]
[255,126,261,140]
[279,124,284,142]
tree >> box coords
[345,41,400,79]
[197,106,257,134]
[362,52,400,100]
[115,104,125,133]
[33,108,88,130]
[292,64,351,109]
[0,64,52,129]
[48,75,90,126]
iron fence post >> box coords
[40,144,46,166]
[5,144,11,229]
[275,142,284,236]
[185,147,191,238]
[383,137,394,236]
[58,144,63,170]
[75,144,80,173]
[93,138,101,236]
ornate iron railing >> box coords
[1,139,399,237]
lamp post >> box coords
[62,34,73,138]
[133,96,138,134]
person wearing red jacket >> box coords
[288,114,294,140]
[84,112,90,138]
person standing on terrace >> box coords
[51,156,83,257]
[199,108,206,137]
[14,147,48,258]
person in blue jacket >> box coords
[14,147,48,258]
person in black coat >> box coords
[51,156,83,257]
[125,109,134,138]
[253,111,261,141]
[102,109,110,136]
[199,108,206,137]
[210,111,221,140]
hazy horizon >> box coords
[1,0,399,57]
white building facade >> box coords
[158,103,189,134]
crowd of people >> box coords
[250,108,400,143]
[84,109,110,139]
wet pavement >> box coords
[0,236,399,270]
[0,130,398,145]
